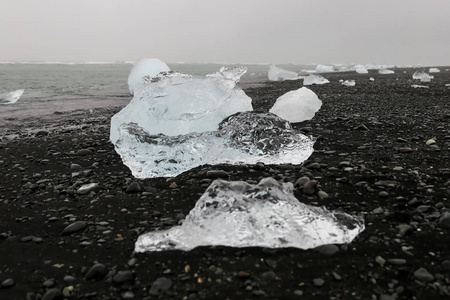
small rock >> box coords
[261,271,276,281]
[302,180,317,195]
[355,123,369,130]
[149,277,172,296]
[414,267,434,282]
[398,147,413,153]
[373,207,384,214]
[316,244,339,256]
[63,221,87,235]
[439,213,450,229]
[375,256,386,266]
[76,149,93,156]
[379,191,389,198]
[77,183,100,195]
[313,278,325,287]
[317,191,329,199]
[1,278,15,288]
[306,162,320,169]
[206,170,229,178]
[42,288,61,300]
[85,263,108,280]
[426,139,436,145]
[126,182,141,193]
[113,270,134,285]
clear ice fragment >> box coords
[315,64,334,73]
[411,84,429,89]
[303,74,329,86]
[429,68,440,73]
[378,69,394,74]
[354,65,368,74]
[114,111,315,178]
[412,71,433,83]
[342,80,356,87]
[127,58,170,95]
[135,177,365,252]
[0,89,24,104]
[268,65,299,81]
[269,87,322,123]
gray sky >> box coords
[1,0,449,65]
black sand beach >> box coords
[1,69,450,299]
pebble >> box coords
[206,170,229,178]
[375,256,386,266]
[438,213,450,229]
[149,277,172,295]
[398,147,413,153]
[388,259,406,265]
[426,139,436,145]
[261,271,276,281]
[42,288,61,300]
[76,149,93,156]
[62,221,87,235]
[313,278,325,287]
[373,207,384,214]
[126,182,142,193]
[414,267,434,282]
[317,190,329,199]
[85,263,108,280]
[316,244,339,255]
[378,191,389,198]
[302,180,317,195]
[1,278,15,288]
[113,270,134,285]
[77,183,100,195]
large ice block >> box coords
[315,64,334,73]
[354,65,368,74]
[303,74,329,86]
[114,111,315,178]
[0,89,24,104]
[268,65,299,81]
[128,58,170,95]
[135,177,365,252]
[412,71,433,83]
[429,67,440,73]
[111,68,253,143]
[269,87,322,123]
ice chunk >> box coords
[378,69,394,74]
[369,77,375,82]
[0,89,24,104]
[135,177,365,252]
[412,71,433,83]
[365,64,386,70]
[111,68,253,143]
[269,87,322,123]
[341,80,355,87]
[114,111,315,178]
[268,65,299,81]
[354,65,368,74]
[315,64,334,73]
[127,58,170,95]
[303,74,329,86]
[429,67,440,73]
[206,66,248,89]
[411,84,429,89]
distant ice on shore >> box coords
[429,67,440,73]
[411,84,429,89]
[412,71,434,83]
[303,74,329,85]
[135,177,365,252]
[342,80,356,87]
[0,89,24,104]
[354,65,368,74]
[268,65,299,81]
[315,64,334,73]
[378,68,395,74]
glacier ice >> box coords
[0,89,24,104]
[114,111,315,178]
[135,177,365,252]
[128,58,170,95]
[354,65,368,74]
[268,65,299,81]
[411,84,429,89]
[378,68,394,74]
[303,74,329,86]
[269,87,322,123]
[365,64,387,70]
[111,68,253,144]
[429,67,440,73]
[342,80,355,87]
[412,71,433,83]
[315,64,334,73]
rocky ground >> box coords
[0,68,449,299]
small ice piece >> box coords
[354,65,368,74]
[412,71,434,83]
[268,65,299,81]
[369,77,375,81]
[135,177,365,252]
[378,69,394,74]
[411,84,429,89]
[111,67,253,143]
[0,89,24,104]
[445,83,450,87]
[114,112,315,178]
[429,67,440,73]
[128,58,170,95]
[342,80,355,87]
[315,64,334,73]
[303,74,329,86]
[269,87,322,123]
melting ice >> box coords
[354,65,368,74]
[268,65,299,81]
[269,87,322,123]
[412,71,433,83]
[378,68,394,74]
[0,89,24,104]
[342,80,355,87]
[429,68,440,73]
[135,178,365,252]
[303,74,329,86]
[315,64,334,73]
[127,58,170,95]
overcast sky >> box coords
[1,0,449,65]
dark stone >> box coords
[85,263,108,280]
[41,288,61,300]
[76,149,94,156]
[62,221,87,235]
[113,270,134,285]
[126,182,142,193]
[206,170,229,179]
[1,278,15,288]
[149,277,172,295]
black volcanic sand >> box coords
[1,69,450,299]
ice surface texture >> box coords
[135,177,365,252]
[111,68,253,143]
[269,87,322,123]
[412,71,434,83]
[127,58,170,95]
[268,65,299,81]
[303,74,329,86]
[0,89,24,104]
[114,111,315,178]
[315,64,334,73]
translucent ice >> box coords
[0,89,24,104]
[111,68,253,144]
[378,69,394,74]
[114,111,315,178]
[268,65,299,81]
[412,71,433,83]
[303,74,329,86]
[315,64,334,73]
[354,65,368,74]
[135,177,365,252]
[342,80,355,87]
[127,58,170,95]
[269,87,322,123]
[365,64,386,70]
[429,67,440,73]
[411,84,429,89]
